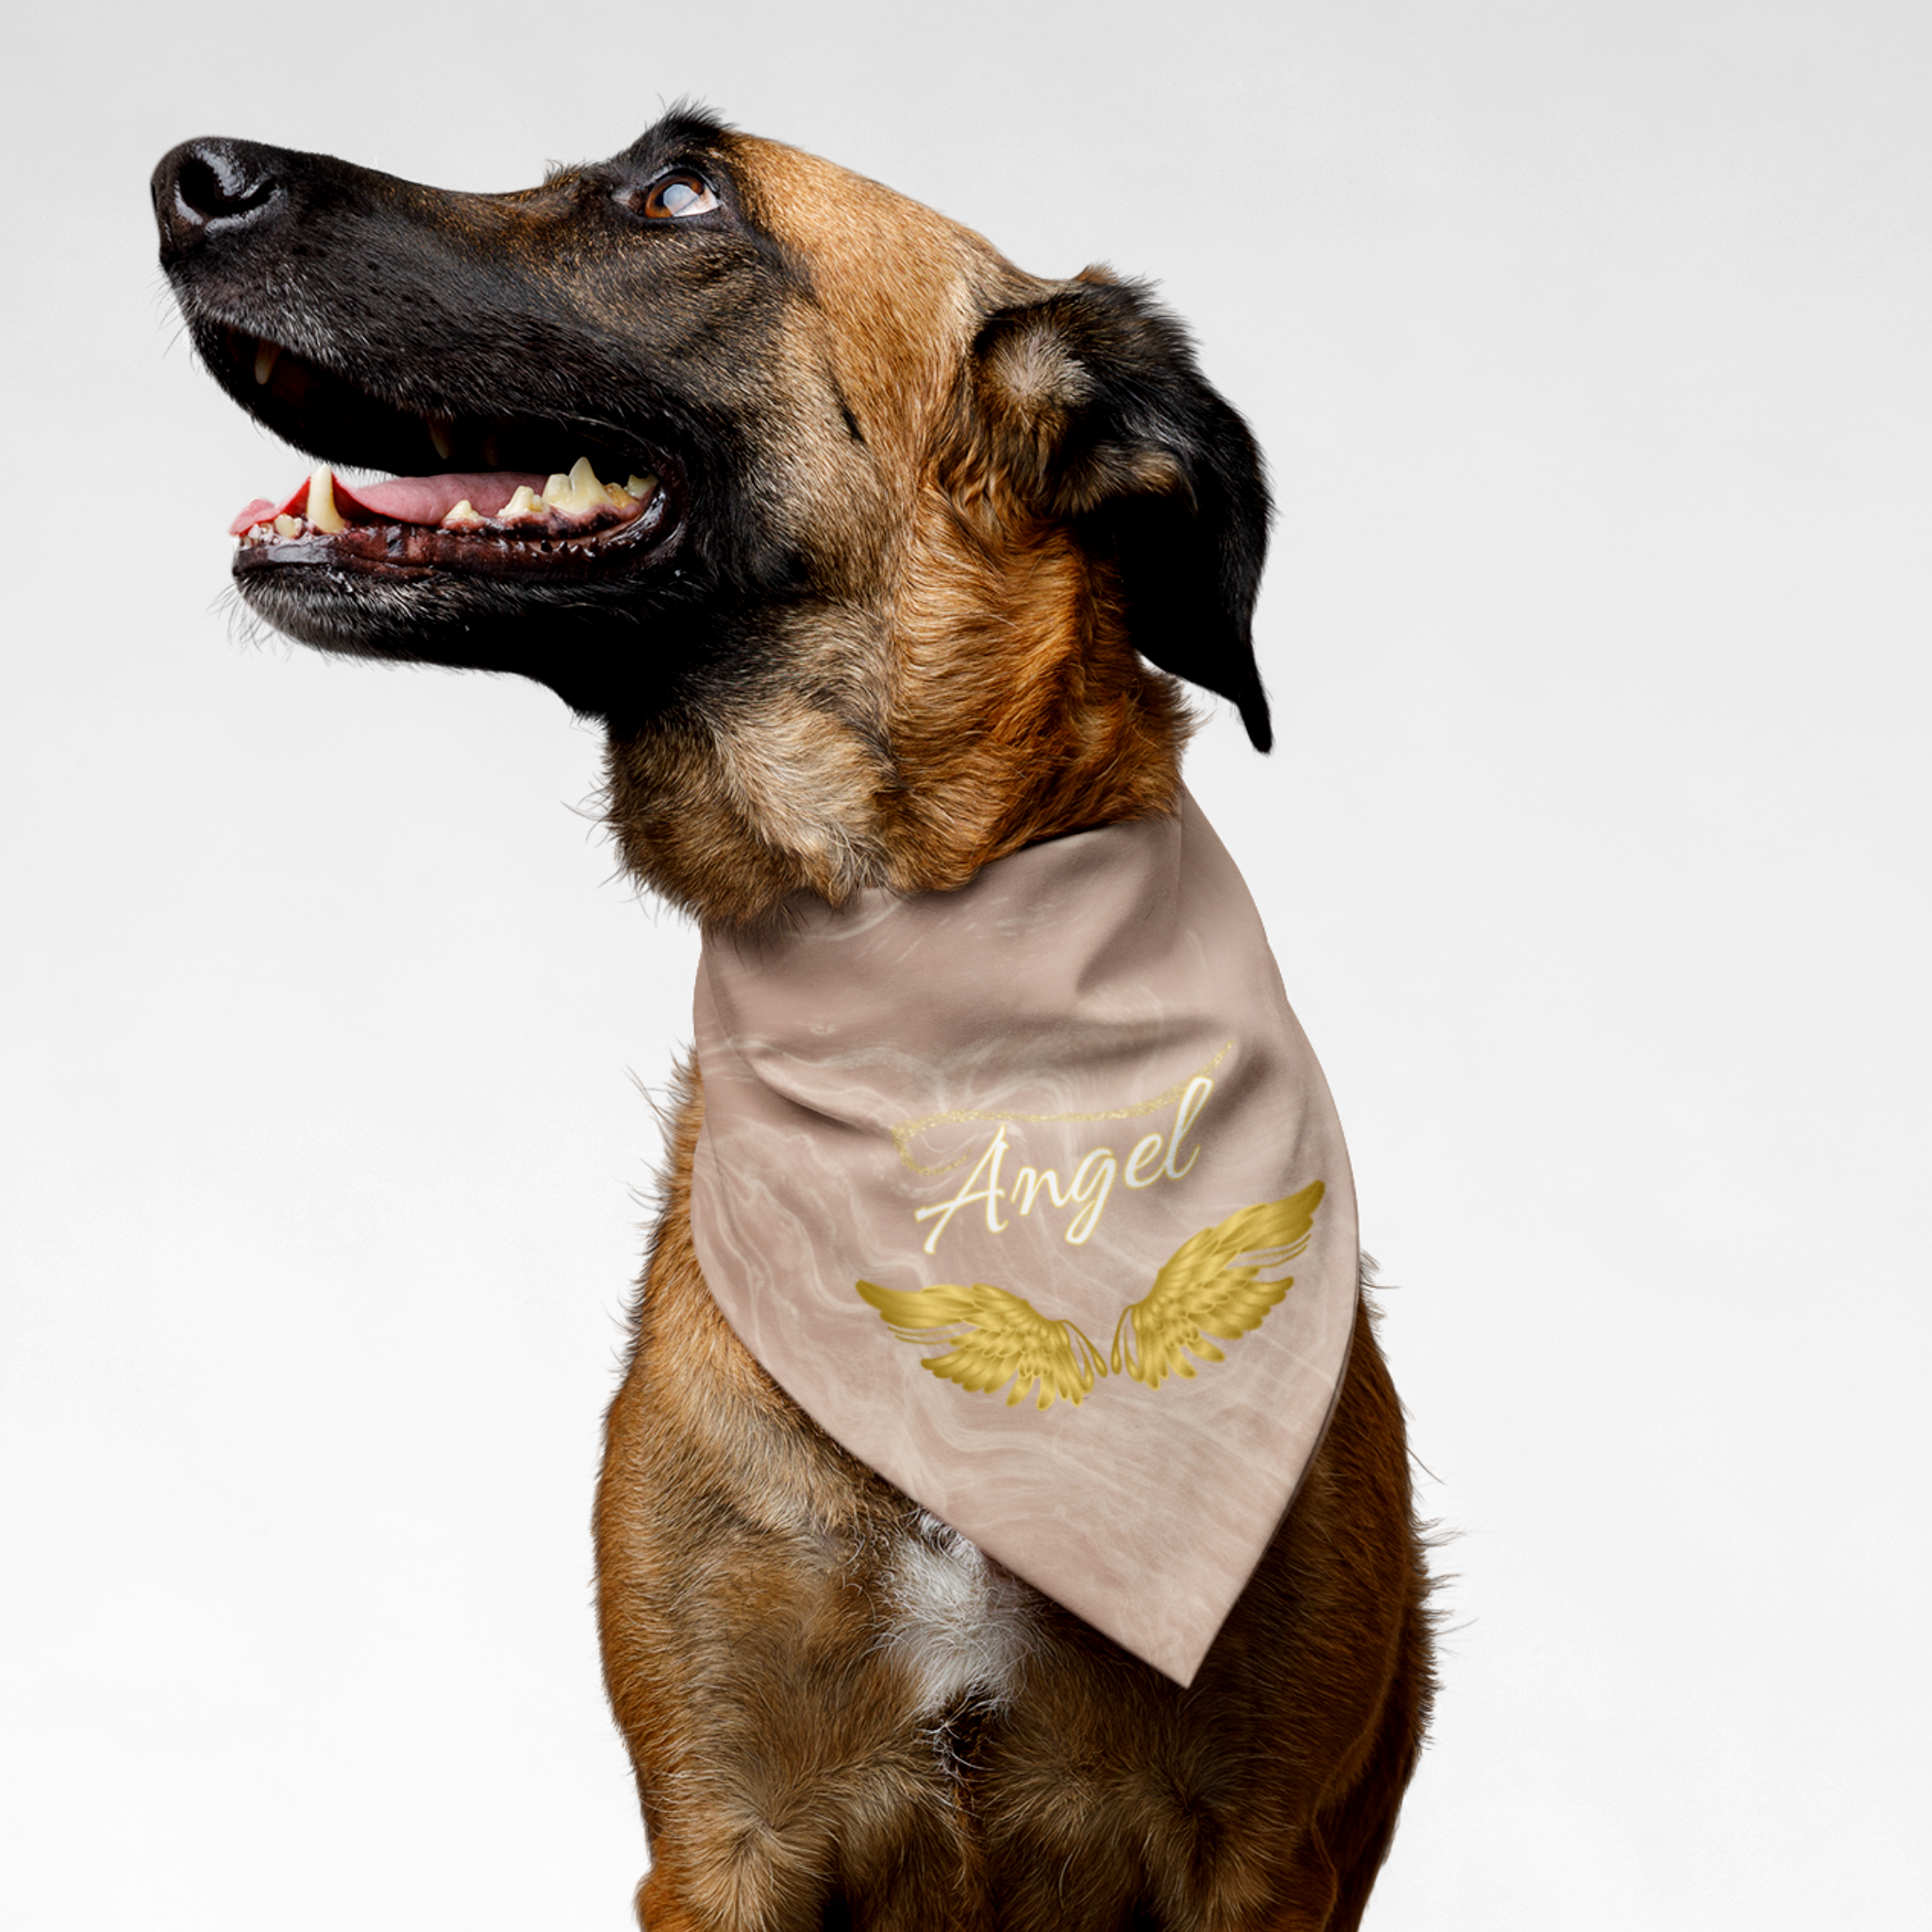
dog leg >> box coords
[632,1791,984,1932]
[598,1078,995,1932]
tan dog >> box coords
[154,108,1433,1930]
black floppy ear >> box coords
[960,271,1274,751]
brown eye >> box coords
[640,173,719,219]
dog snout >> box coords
[153,138,286,259]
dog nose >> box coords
[153,138,285,258]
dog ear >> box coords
[958,271,1274,751]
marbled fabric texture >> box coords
[690,793,1357,1684]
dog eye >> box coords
[633,174,719,220]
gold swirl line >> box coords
[889,1041,1232,1177]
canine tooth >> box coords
[441,499,482,527]
[253,341,280,386]
[502,485,542,519]
[540,458,607,515]
[427,417,455,461]
[307,466,347,534]
[274,514,302,538]
[566,457,604,508]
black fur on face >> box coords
[154,110,820,720]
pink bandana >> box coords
[688,791,1357,1685]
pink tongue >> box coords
[348,471,545,524]
[229,469,546,536]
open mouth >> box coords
[214,325,678,582]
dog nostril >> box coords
[158,140,281,245]
[178,146,275,220]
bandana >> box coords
[688,791,1357,1685]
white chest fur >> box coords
[883,1515,1035,1716]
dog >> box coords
[153,108,1433,1931]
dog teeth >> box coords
[246,460,649,545]
[427,416,455,461]
[539,457,611,513]
[307,466,347,534]
[566,455,605,508]
[597,473,659,510]
[253,340,280,386]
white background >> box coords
[3,3,1926,1925]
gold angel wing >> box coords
[1110,1181,1326,1390]
[856,1278,1108,1411]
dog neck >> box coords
[602,527,1194,928]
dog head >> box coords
[155,108,1272,922]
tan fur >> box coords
[603,136,1189,925]
[595,135,1432,1931]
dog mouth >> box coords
[213,325,678,583]
[230,454,667,575]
